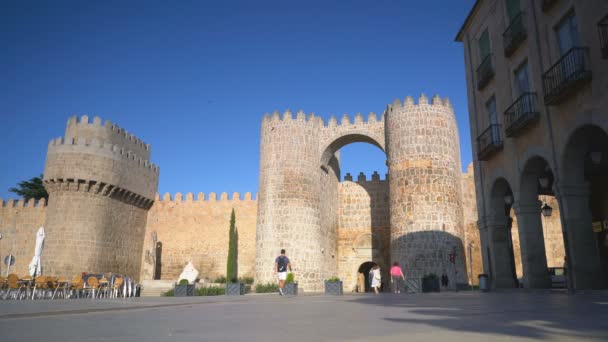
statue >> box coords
[178,261,199,284]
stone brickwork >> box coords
[461,164,483,285]
[0,199,47,276]
[141,192,257,281]
[386,95,467,285]
[41,115,159,279]
[337,173,390,292]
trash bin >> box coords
[478,274,489,292]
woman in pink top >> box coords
[390,262,405,293]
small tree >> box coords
[9,174,48,201]
[226,209,238,283]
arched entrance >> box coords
[517,156,564,288]
[561,125,608,289]
[357,261,377,292]
[486,178,519,289]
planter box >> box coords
[174,284,195,297]
[226,282,245,296]
[324,281,343,295]
[283,283,298,296]
[422,277,440,293]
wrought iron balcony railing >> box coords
[542,47,592,105]
[542,0,558,12]
[477,124,503,161]
[476,54,495,90]
[599,14,608,59]
[504,92,539,137]
[503,12,527,57]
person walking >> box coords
[274,249,291,296]
[390,262,405,293]
[371,265,382,294]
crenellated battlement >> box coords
[0,198,47,209]
[155,191,257,204]
[66,115,151,160]
[342,171,388,183]
[262,109,385,129]
[388,94,453,112]
[47,136,159,174]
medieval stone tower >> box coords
[42,116,159,278]
[255,94,466,291]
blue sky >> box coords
[0,0,476,199]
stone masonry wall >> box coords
[461,164,483,285]
[386,95,467,285]
[0,199,47,277]
[142,192,257,281]
[337,174,390,292]
[42,115,158,280]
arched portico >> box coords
[559,124,608,289]
[515,156,555,289]
[485,178,519,289]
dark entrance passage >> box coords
[154,242,162,280]
[357,261,377,292]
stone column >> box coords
[558,183,603,289]
[513,200,551,288]
[485,215,517,289]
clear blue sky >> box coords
[0,0,476,200]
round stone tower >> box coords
[42,115,159,279]
[255,110,336,292]
[386,95,467,284]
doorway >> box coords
[357,261,377,292]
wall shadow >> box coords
[392,231,469,287]
[350,293,608,339]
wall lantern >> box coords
[541,202,553,217]
[504,194,514,205]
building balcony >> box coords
[599,14,608,59]
[504,92,540,137]
[477,124,503,161]
[503,12,527,57]
[542,47,592,105]
[542,0,558,12]
[476,54,495,90]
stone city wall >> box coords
[0,199,47,277]
[337,173,390,292]
[142,192,258,281]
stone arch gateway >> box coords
[255,94,468,292]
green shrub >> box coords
[178,279,189,285]
[214,276,227,283]
[162,289,175,297]
[239,277,254,285]
[255,283,279,293]
[326,276,341,282]
[285,273,295,284]
[197,286,225,296]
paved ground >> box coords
[1,291,608,341]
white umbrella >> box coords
[28,227,45,277]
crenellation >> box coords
[296,110,306,121]
[368,112,377,123]
[418,93,429,105]
[220,192,228,200]
[354,113,364,124]
[328,115,338,127]
[282,109,292,121]
[341,113,350,125]
[232,192,241,201]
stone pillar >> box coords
[559,183,603,289]
[513,201,551,288]
[485,215,517,289]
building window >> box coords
[542,11,591,105]
[477,96,503,160]
[514,62,531,97]
[477,30,495,90]
[503,0,526,57]
[556,12,580,56]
